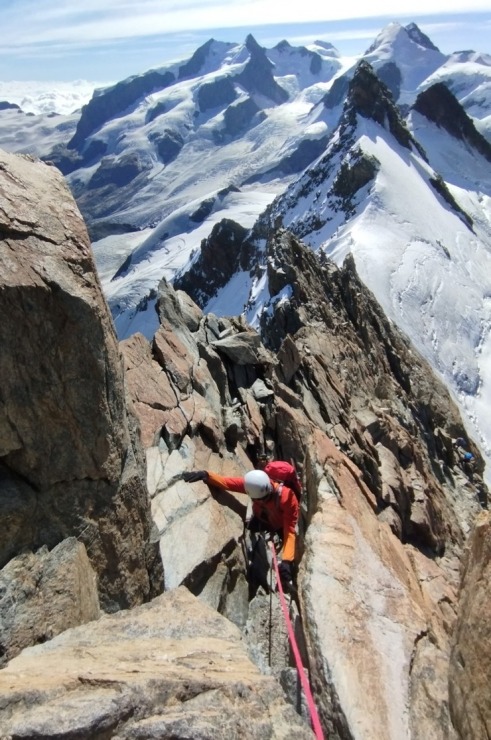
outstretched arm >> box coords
[181,470,247,494]
[206,472,247,494]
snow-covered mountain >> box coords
[1,21,491,482]
[182,55,491,482]
[257,61,491,481]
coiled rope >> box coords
[269,543,325,740]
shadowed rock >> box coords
[347,60,415,151]
[413,82,491,162]
[236,34,289,105]
[0,538,100,665]
[0,150,162,622]
[449,511,491,738]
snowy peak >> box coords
[405,22,440,52]
[237,35,289,104]
[308,40,339,58]
[261,55,477,273]
[413,83,491,161]
[448,50,491,66]
[272,39,324,76]
[259,60,429,242]
[4,22,489,484]
[363,22,446,104]
[365,21,441,57]
[68,38,241,152]
[320,22,448,115]
[245,33,265,57]
[68,68,176,150]
[177,38,236,79]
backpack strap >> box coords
[272,481,283,509]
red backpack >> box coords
[264,461,302,500]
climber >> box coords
[453,437,475,478]
[181,468,299,594]
[257,452,303,499]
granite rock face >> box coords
[449,511,491,739]
[0,538,100,665]
[0,150,162,640]
[0,587,314,739]
[126,229,487,739]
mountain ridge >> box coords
[1,21,491,484]
[1,52,491,740]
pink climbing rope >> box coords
[269,543,325,740]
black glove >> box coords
[278,560,294,592]
[181,470,208,483]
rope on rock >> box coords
[269,543,325,740]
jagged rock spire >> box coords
[344,60,418,152]
[237,34,289,104]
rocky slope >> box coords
[0,150,490,739]
[131,229,488,738]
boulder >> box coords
[0,587,315,739]
[212,331,273,365]
[0,538,100,665]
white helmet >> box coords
[244,470,272,499]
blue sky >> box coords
[1,0,490,82]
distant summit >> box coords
[405,21,440,52]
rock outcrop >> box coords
[0,587,314,739]
[0,150,162,658]
[122,229,487,738]
[175,219,253,308]
[413,82,491,162]
[0,538,100,664]
[449,511,491,739]
[347,61,415,150]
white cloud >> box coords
[1,0,489,80]
[3,0,491,50]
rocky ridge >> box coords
[128,229,488,738]
[0,151,490,739]
[413,82,491,161]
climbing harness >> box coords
[269,543,325,740]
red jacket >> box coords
[206,472,298,561]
